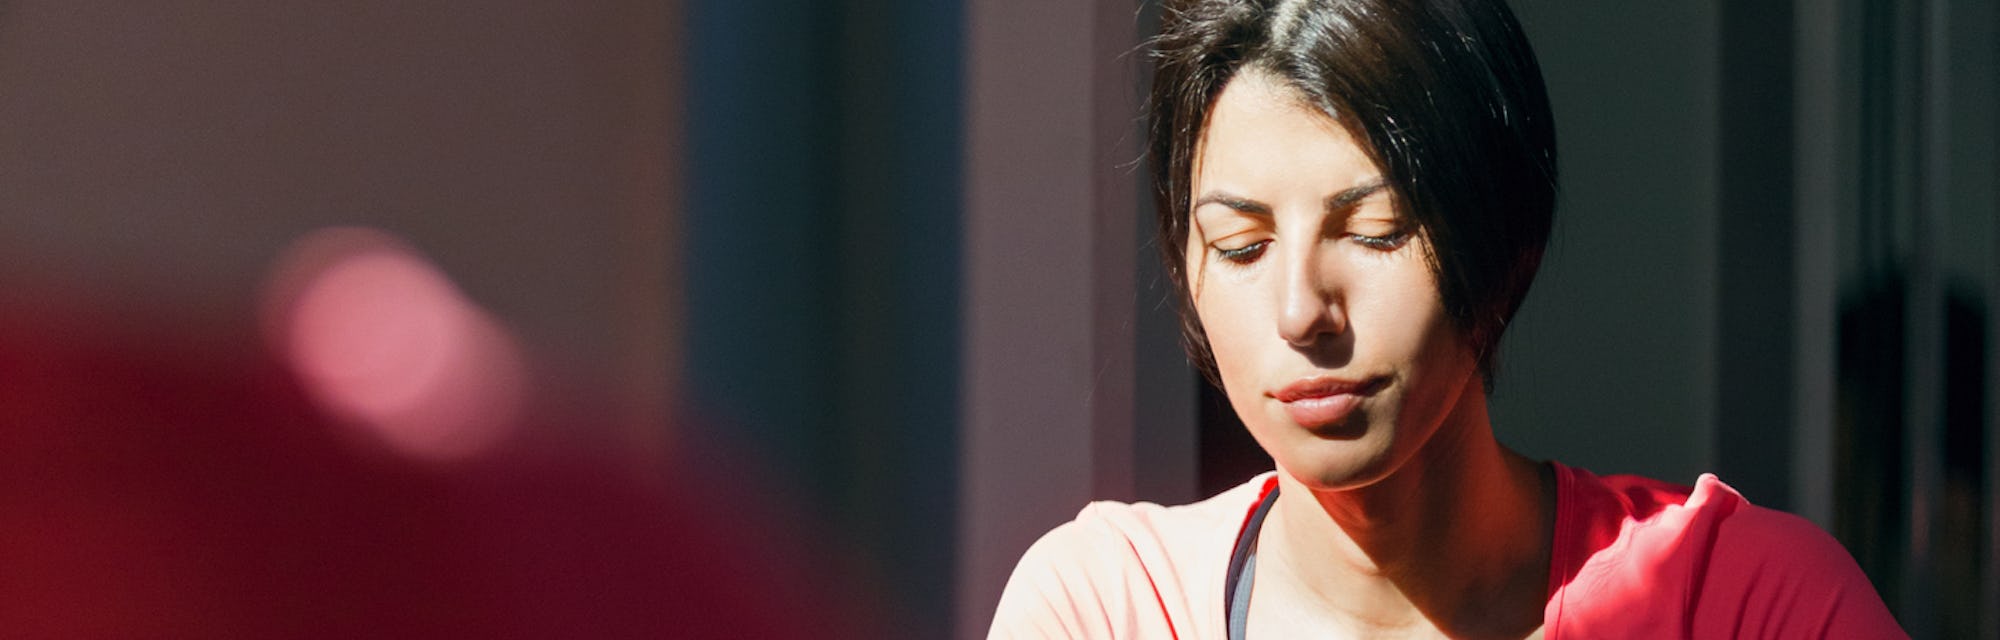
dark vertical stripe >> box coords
[685,0,841,472]
[685,1,960,636]
[832,1,962,635]
[1714,0,1796,510]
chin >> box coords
[1269,430,1401,492]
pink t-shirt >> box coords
[989,463,1904,638]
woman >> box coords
[990,0,1902,637]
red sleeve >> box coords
[1693,504,1906,639]
[1549,467,1907,639]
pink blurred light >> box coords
[262,227,526,461]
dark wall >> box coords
[1494,2,1722,483]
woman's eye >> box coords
[1349,229,1412,251]
[1214,240,1269,264]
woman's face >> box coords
[1186,70,1479,491]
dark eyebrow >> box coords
[1325,179,1388,212]
[1192,179,1388,217]
[1192,191,1272,216]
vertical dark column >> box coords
[1714,1,1797,509]
[1835,0,1915,622]
[685,0,842,486]
[1987,6,2000,633]
[831,2,964,636]
[685,1,961,636]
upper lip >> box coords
[1270,375,1384,402]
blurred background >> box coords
[0,0,1993,638]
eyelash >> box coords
[1350,230,1412,251]
[1215,242,1268,264]
[1211,230,1411,265]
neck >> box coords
[1260,379,1552,637]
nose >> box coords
[1276,240,1345,347]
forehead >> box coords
[1191,69,1379,193]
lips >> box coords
[1271,376,1385,428]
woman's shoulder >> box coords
[1549,463,1905,638]
[1556,464,1864,574]
[1077,471,1276,543]
[987,472,1277,639]
[1021,470,1275,567]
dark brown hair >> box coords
[1148,0,1558,390]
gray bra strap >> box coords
[1226,484,1279,640]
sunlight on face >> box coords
[1186,70,1478,491]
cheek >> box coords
[1188,267,1269,393]
[1350,260,1473,393]
[1201,293,1280,446]
[1350,257,1450,352]
[1193,282,1258,368]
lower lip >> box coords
[1281,393,1365,429]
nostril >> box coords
[1279,302,1333,347]
[1279,294,1349,348]
[1279,292,1339,347]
